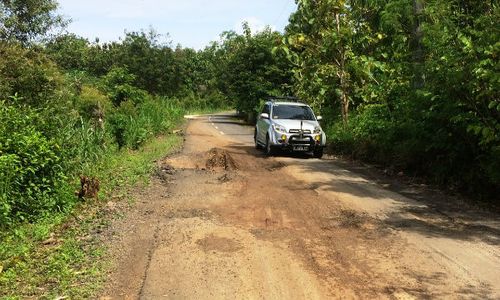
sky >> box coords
[57,0,297,49]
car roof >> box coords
[268,101,308,106]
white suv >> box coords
[254,100,326,158]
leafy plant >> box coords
[0,101,72,224]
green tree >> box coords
[102,66,146,107]
[214,23,292,121]
[113,29,178,95]
[0,42,63,107]
[282,0,499,197]
[0,0,66,45]
[45,33,89,70]
[283,0,386,124]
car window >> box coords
[262,104,270,115]
[272,105,315,120]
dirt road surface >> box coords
[100,113,500,299]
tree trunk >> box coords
[335,12,349,126]
[339,68,349,125]
[412,0,425,89]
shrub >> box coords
[76,85,113,121]
[108,100,137,149]
[0,43,63,107]
[0,102,72,225]
[175,91,229,112]
[101,67,147,107]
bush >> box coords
[186,91,229,112]
[326,122,357,157]
[0,43,63,107]
[76,85,113,121]
[0,102,72,225]
[326,104,395,162]
[45,34,89,71]
[101,67,147,106]
[325,99,500,199]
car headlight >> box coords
[273,124,287,133]
[314,126,322,134]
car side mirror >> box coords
[316,116,323,121]
[260,113,269,119]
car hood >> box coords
[274,119,319,131]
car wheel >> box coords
[313,147,324,159]
[254,129,262,149]
[265,134,275,156]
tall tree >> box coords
[216,24,292,120]
[284,0,384,124]
[0,0,66,45]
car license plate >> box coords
[293,146,308,151]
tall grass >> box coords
[0,93,188,298]
[0,134,183,299]
[121,97,184,149]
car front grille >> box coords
[288,135,314,145]
[289,129,311,134]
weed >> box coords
[0,133,182,299]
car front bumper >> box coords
[270,131,326,151]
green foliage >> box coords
[286,0,499,198]
[0,101,71,224]
[176,91,229,112]
[45,34,90,70]
[0,4,233,298]
[211,25,292,122]
[0,0,497,297]
[0,35,224,227]
[0,0,66,45]
[65,118,112,174]
[85,42,115,76]
[76,85,113,120]
[102,67,147,106]
[0,133,182,299]
[115,30,179,95]
[108,97,183,150]
[0,42,63,107]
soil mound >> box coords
[206,148,238,171]
[155,164,176,182]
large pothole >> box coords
[205,148,238,171]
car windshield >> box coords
[272,105,315,120]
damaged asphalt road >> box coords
[100,113,500,299]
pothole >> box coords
[155,164,176,182]
[217,173,232,183]
[324,209,374,229]
[165,208,214,220]
[196,234,242,253]
[205,148,238,171]
[266,161,286,171]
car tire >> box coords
[254,129,262,149]
[313,148,324,159]
[265,134,275,156]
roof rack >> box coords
[266,96,302,102]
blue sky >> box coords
[57,0,297,49]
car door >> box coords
[257,104,271,143]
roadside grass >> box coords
[0,133,183,299]
[98,133,183,194]
[185,106,233,116]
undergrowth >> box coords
[0,133,182,299]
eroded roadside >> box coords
[99,114,500,299]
